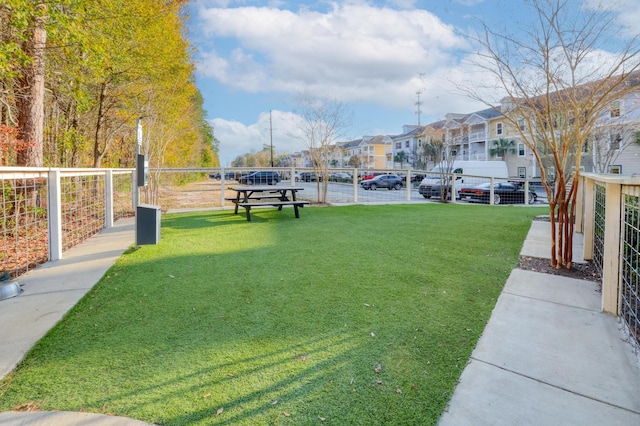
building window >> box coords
[610,100,621,118]
[609,165,622,174]
[418,139,422,147]
[496,122,503,135]
[405,141,410,148]
[518,143,525,156]
[517,167,526,178]
[517,118,526,131]
[395,142,401,149]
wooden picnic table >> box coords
[228,185,309,221]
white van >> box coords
[418,160,508,199]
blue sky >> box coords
[185,0,640,165]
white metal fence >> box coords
[1,166,547,279]
[578,173,640,354]
[0,167,134,278]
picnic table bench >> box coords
[228,186,308,221]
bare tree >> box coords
[294,94,351,203]
[466,0,640,269]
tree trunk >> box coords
[16,7,47,167]
[93,81,107,168]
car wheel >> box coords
[493,194,501,205]
[422,195,430,199]
[394,183,402,190]
[370,183,377,190]
[528,192,535,204]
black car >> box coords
[360,174,403,190]
[238,171,281,185]
[459,182,537,204]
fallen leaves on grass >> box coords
[374,363,382,373]
[216,407,224,416]
[13,402,39,412]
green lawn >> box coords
[0,204,546,425]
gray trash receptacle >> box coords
[136,204,161,245]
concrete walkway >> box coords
[439,221,640,425]
[0,218,152,425]
[1,217,638,425]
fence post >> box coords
[574,175,584,232]
[353,168,358,203]
[47,168,62,261]
[451,174,457,204]
[220,167,226,207]
[602,181,622,314]
[131,171,137,211]
[406,172,411,201]
[105,169,114,228]
[582,176,595,260]
[489,177,495,205]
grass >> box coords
[0,203,546,425]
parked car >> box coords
[237,171,281,185]
[419,161,509,199]
[329,172,352,181]
[459,182,537,204]
[209,172,238,181]
[360,174,403,190]
[299,171,323,182]
[361,172,384,181]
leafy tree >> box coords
[467,0,640,269]
[489,138,516,159]
[393,150,407,168]
[1,0,217,170]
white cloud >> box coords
[212,110,306,165]
[196,3,468,109]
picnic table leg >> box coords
[244,205,252,221]
[293,204,300,218]
[234,193,240,214]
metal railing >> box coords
[578,173,640,354]
[1,166,548,280]
[0,167,135,279]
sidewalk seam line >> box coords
[470,357,640,416]
[502,290,599,313]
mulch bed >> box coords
[519,255,602,285]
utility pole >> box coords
[415,89,423,126]
[270,110,274,167]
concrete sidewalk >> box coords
[439,220,640,425]
[0,217,152,425]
